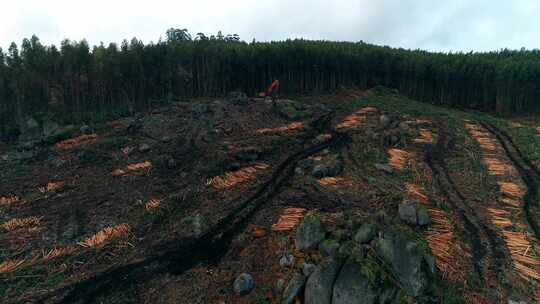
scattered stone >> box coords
[324,158,343,176]
[281,273,306,304]
[280,252,295,268]
[417,205,431,226]
[181,213,204,237]
[332,229,350,241]
[80,124,91,134]
[354,223,377,244]
[304,259,342,304]
[50,125,78,142]
[350,245,367,260]
[122,146,135,156]
[43,120,61,138]
[18,140,39,150]
[11,150,37,161]
[298,158,314,169]
[398,201,418,225]
[374,210,392,226]
[312,134,332,145]
[161,136,172,143]
[126,119,143,134]
[48,156,67,168]
[379,288,399,304]
[23,117,40,130]
[295,213,325,251]
[374,163,393,174]
[311,157,343,178]
[379,115,391,128]
[332,260,378,304]
[228,91,250,105]
[337,241,365,259]
[138,143,151,153]
[276,100,305,120]
[343,217,358,230]
[192,103,212,118]
[312,164,326,179]
[337,241,355,257]
[398,122,410,132]
[375,232,435,297]
[318,239,340,256]
[399,200,431,226]
[508,300,528,304]
[233,273,254,296]
[167,158,177,169]
[368,131,380,140]
[302,262,317,277]
[19,117,41,142]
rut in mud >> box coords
[424,125,510,289]
[39,113,348,304]
[480,122,540,240]
[463,120,540,298]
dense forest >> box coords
[1,28,540,139]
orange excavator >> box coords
[259,80,280,103]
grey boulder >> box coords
[398,200,431,226]
[138,143,152,153]
[332,260,377,304]
[379,115,391,128]
[354,223,377,244]
[280,252,295,268]
[233,273,254,296]
[304,259,342,304]
[296,213,326,251]
[302,262,317,277]
[319,239,340,256]
[228,91,250,105]
[375,233,435,297]
[374,163,393,174]
[281,273,307,304]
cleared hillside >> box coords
[1,89,539,303]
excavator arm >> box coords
[258,80,280,97]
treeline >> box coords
[1,28,540,138]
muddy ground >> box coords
[0,89,539,303]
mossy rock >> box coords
[333,257,398,304]
[375,230,436,298]
[295,213,326,251]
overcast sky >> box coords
[1,0,539,52]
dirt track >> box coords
[481,122,540,240]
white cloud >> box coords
[1,0,539,51]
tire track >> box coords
[425,125,510,290]
[401,125,471,284]
[480,122,540,240]
[465,121,539,295]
